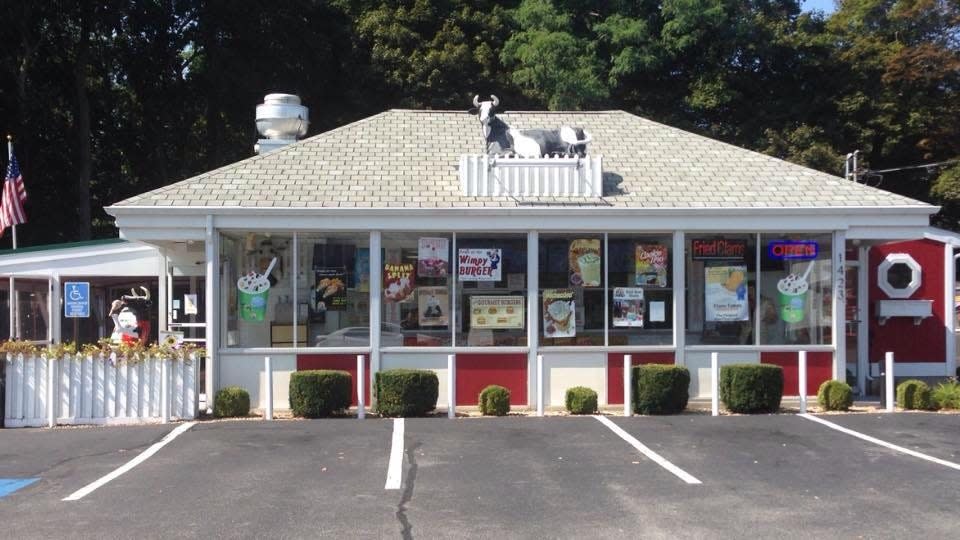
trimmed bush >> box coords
[633,365,690,415]
[375,369,438,417]
[932,380,960,410]
[289,370,352,418]
[565,386,598,415]
[479,385,511,416]
[896,379,932,410]
[214,386,250,418]
[719,364,784,414]
[817,380,853,411]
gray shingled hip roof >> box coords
[110,110,931,210]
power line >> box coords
[864,158,960,175]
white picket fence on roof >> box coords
[459,154,604,198]
[3,353,197,428]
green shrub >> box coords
[479,385,511,416]
[931,380,960,410]
[375,369,438,417]
[565,386,598,414]
[897,379,932,410]
[719,364,784,414]
[289,370,352,418]
[817,380,853,411]
[214,386,250,418]
[633,365,690,415]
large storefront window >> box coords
[608,234,673,345]
[0,280,8,341]
[61,278,159,346]
[222,231,371,348]
[15,279,49,342]
[381,233,453,347]
[685,235,757,345]
[221,232,295,348]
[759,234,832,345]
[539,235,605,346]
[299,232,370,348]
[457,233,527,347]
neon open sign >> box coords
[768,240,819,260]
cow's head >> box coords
[469,94,500,126]
[110,287,152,344]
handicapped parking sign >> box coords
[64,282,90,318]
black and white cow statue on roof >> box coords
[469,94,592,157]
[109,287,153,345]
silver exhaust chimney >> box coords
[254,93,309,155]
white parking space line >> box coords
[593,416,702,485]
[63,422,196,501]
[799,414,960,472]
[385,418,404,490]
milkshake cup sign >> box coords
[237,257,276,322]
[543,289,576,338]
[778,261,814,323]
[569,239,601,287]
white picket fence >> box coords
[3,354,197,428]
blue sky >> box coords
[802,0,837,13]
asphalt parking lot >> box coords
[1,413,958,539]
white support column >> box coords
[672,231,685,366]
[204,215,218,413]
[50,274,61,343]
[536,354,544,416]
[711,352,719,416]
[798,351,807,414]
[265,356,274,420]
[623,354,632,417]
[8,276,14,339]
[157,249,168,334]
[369,231,382,406]
[832,230,847,381]
[885,351,895,412]
[944,244,956,379]
[292,233,298,347]
[527,231,539,407]
[857,246,869,395]
[356,354,365,420]
[447,354,456,419]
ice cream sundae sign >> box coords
[458,249,502,281]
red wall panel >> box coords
[760,351,832,396]
[297,354,370,406]
[868,240,945,364]
[607,352,675,405]
[455,353,527,406]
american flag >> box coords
[0,149,27,236]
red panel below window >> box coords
[607,352,675,405]
[297,354,370,406]
[455,353,528,406]
[760,351,832,396]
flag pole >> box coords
[7,134,15,250]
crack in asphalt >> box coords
[396,440,420,540]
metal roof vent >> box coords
[255,93,309,155]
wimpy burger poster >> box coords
[458,249,502,281]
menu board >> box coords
[705,265,749,321]
[418,286,449,327]
[569,239,601,287]
[459,249,502,281]
[635,245,668,287]
[470,296,524,329]
[612,287,644,327]
[543,289,576,338]
[384,263,415,303]
[418,237,449,278]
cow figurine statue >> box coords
[109,287,153,345]
[470,94,592,157]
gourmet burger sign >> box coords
[767,240,819,260]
